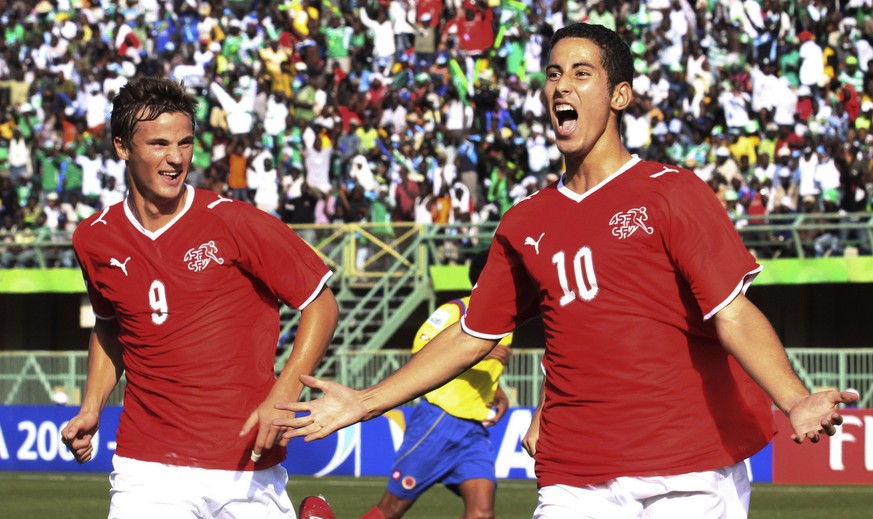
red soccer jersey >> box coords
[73,186,332,471]
[462,158,775,487]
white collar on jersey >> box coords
[123,184,195,241]
[557,155,642,203]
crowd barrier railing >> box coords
[0,211,872,270]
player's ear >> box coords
[610,81,633,112]
[113,136,129,161]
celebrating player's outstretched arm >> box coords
[274,322,499,441]
[713,293,859,443]
[242,287,338,461]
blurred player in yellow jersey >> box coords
[361,250,512,519]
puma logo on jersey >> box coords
[610,207,654,239]
[110,257,131,276]
[184,241,225,272]
[650,166,680,178]
[91,207,110,226]
[207,194,234,209]
[524,233,545,255]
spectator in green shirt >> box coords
[322,13,354,73]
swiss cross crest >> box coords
[609,207,654,239]
[184,241,225,272]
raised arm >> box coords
[714,293,858,443]
[274,322,499,441]
[358,6,378,30]
[61,318,124,463]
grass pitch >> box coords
[1,472,872,518]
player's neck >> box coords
[127,188,189,232]
[562,143,633,194]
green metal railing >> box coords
[273,222,500,380]
[1,212,871,270]
[734,212,873,258]
[2,349,871,408]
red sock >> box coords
[360,505,387,519]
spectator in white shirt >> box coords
[359,6,396,74]
[76,146,107,204]
[209,78,257,135]
[8,129,31,181]
[99,175,126,209]
[814,146,841,194]
[248,150,281,216]
[797,146,820,199]
[798,31,825,88]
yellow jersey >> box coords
[412,297,512,421]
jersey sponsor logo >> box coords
[610,207,654,239]
[184,241,225,272]
[207,194,234,209]
[109,256,131,276]
[392,470,401,481]
[524,232,545,255]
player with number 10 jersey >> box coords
[461,156,775,488]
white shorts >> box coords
[108,455,295,519]
[534,461,751,519]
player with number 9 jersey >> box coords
[461,156,775,488]
[73,185,332,471]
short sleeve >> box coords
[663,174,760,319]
[462,227,540,338]
[73,241,115,320]
[84,278,115,320]
[229,205,332,310]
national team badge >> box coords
[401,476,417,490]
[609,207,654,239]
[184,241,226,272]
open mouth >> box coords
[554,105,578,136]
[160,171,182,180]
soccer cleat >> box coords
[298,494,336,519]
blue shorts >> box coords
[386,400,496,500]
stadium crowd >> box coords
[0,0,872,268]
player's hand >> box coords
[61,411,100,464]
[272,375,368,442]
[787,390,859,444]
[482,387,509,427]
[240,397,294,462]
[522,414,540,457]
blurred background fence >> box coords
[3,348,871,408]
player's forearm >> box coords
[272,288,339,402]
[359,322,496,419]
[715,294,810,414]
[79,319,124,416]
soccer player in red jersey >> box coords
[61,77,339,518]
[274,24,858,518]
